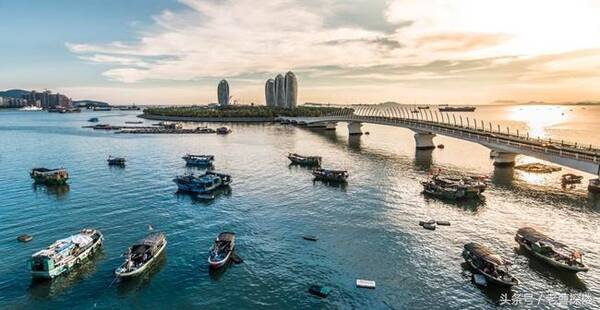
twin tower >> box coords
[265,71,297,109]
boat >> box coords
[160,122,183,129]
[561,173,583,185]
[173,171,232,194]
[438,106,476,112]
[107,156,126,166]
[421,174,487,200]
[208,232,235,269]
[197,127,216,133]
[417,106,430,110]
[93,107,112,111]
[182,154,214,166]
[462,243,519,287]
[312,168,349,183]
[87,117,99,123]
[30,168,69,185]
[118,105,141,111]
[19,106,43,111]
[216,127,232,134]
[515,227,589,273]
[28,229,103,279]
[287,153,322,167]
[114,232,167,278]
[125,121,143,124]
[589,178,600,193]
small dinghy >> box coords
[208,232,235,269]
[107,156,126,166]
[312,168,349,183]
[462,242,519,287]
[515,227,589,273]
[115,232,167,278]
[182,154,214,166]
[287,153,322,167]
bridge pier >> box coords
[325,122,337,130]
[413,131,436,150]
[492,152,517,167]
[348,122,363,135]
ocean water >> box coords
[0,106,599,309]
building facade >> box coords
[274,74,286,108]
[217,80,230,106]
[265,79,276,107]
[284,71,297,109]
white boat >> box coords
[115,232,167,278]
[19,106,43,111]
[28,229,103,279]
[208,232,235,269]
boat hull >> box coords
[30,236,103,279]
[462,251,518,287]
[515,239,589,273]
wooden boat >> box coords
[30,168,69,185]
[421,175,486,200]
[216,127,232,134]
[173,171,231,194]
[287,153,322,167]
[462,243,519,287]
[589,178,600,193]
[115,232,167,278]
[312,168,349,183]
[515,227,589,273]
[107,156,126,166]
[561,173,583,185]
[182,154,214,166]
[208,232,235,269]
[28,229,103,278]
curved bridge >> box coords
[277,106,600,177]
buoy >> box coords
[17,234,32,242]
[308,285,332,298]
[356,279,376,289]
[436,221,451,226]
[302,235,319,241]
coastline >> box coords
[138,114,276,123]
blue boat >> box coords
[88,117,99,122]
[182,154,214,166]
[173,171,231,195]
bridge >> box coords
[277,106,600,184]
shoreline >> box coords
[138,114,276,123]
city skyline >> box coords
[2,0,600,105]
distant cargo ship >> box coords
[93,107,112,111]
[438,106,476,112]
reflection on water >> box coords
[32,184,70,199]
[414,149,433,171]
[28,250,104,299]
[116,254,166,297]
[491,167,515,187]
[509,105,568,138]
[208,260,233,282]
[423,195,486,213]
[348,135,362,150]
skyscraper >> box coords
[217,80,229,106]
[265,79,276,107]
[284,71,297,109]
[274,74,285,108]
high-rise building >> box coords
[284,71,297,109]
[274,74,285,108]
[217,80,229,106]
[265,79,276,107]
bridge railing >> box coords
[322,106,600,164]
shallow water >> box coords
[0,106,599,309]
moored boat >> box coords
[182,154,214,166]
[312,168,349,183]
[19,106,44,111]
[561,173,583,185]
[88,117,99,122]
[421,174,487,200]
[515,227,589,273]
[439,106,476,112]
[30,168,69,185]
[107,156,126,166]
[115,232,167,278]
[216,127,232,134]
[462,243,519,287]
[287,153,322,167]
[173,171,231,194]
[208,232,235,269]
[28,229,103,279]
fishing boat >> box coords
[515,227,589,273]
[19,106,44,111]
[114,232,167,278]
[182,154,214,166]
[589,178,600,193]
[87,117,99,122]
[28,229,103,279]
[216,127,232,134]
[125,121,143,124]
[312,168,349,183]
[421,174,487,200]
[30,168,69,185]
[93,107,112,111]
[208,232,235,269]
[173,171,232,194]
[287,153,322,167]
[107,156,126,166]
[462,243,519,287]
[438,106,476,112]
[561,173,583,185]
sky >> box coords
[1,0,600,105]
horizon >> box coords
[2,0,600,105]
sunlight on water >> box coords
[508,105,569,138]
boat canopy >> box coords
[131,232,165,255]
[33,234,93,258]
[517,227,567,249]
[217,232,235,242]
[464,242,507,266]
